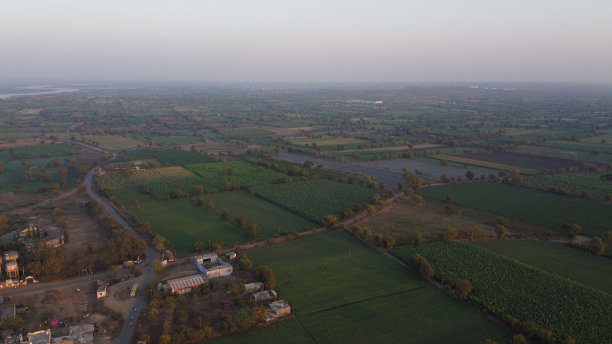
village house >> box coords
[193,253,232,279]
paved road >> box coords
[85,167,156,344]
[0,273,108,297]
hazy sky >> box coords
[1,0,611,83]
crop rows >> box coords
[186,161,287,191]
[392,243,612,344]
[432,154,538,174]
[5,143,79,159]
[523,173,612,201]
[98,166,203,199]
[252,179,378,223]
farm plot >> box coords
[204,191,317,236]
[154,149,214,165]
[458,151,588,171]
[274,152,486,188]
[523,173,612,201]
[98,166,204,200]
[432,155,538,174]
[213,231,508,344]
[186,162,288,191]
[127,199,250,253]
[540,140,612,155]
[512,145,612,165]
[393,243,612,344]
[419,182,612,237]
[479,240,612,294]
[358,198,494,244]
[252,179,378,223]
[74,135,143,150]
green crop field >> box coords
[523,173,612,201]
[98,166,205,199]
[205,191,316,236]
[479,240,612,294]
[431,155,539,174]
[74,135,143,150]
[208,231,508,344]
[540,140,612,154]
[419,182,612,237]
[207,319,313,344]
[154,149,214,165]
[393,242,612,344]
[186,161,288,191]
[253,179,378,223]
[127,199,250,253]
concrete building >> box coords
[26,329,51,344]
[267,300,291,321]
[5,261,18,279]
[163,275,205,295]
[0,225,64,251]
[244,282,264,294]
[4,250,18,263]
[52,324,94,344]
[194,253,232,279]
[251,290,277,302]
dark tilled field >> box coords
[459,151,594,171]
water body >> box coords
[0,87,79,99]
[274,152,486,189]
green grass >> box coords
[209,231,508,344]
[523,173,612,201]
[207,319,313,344]
[2,143,80,159]
[127,199,250,252]
[479,240,612,294]
[419,182,612,237]
[205,191,317,236]
[253,179,379,223]
[393,242,612,344]
[186,162,288,191]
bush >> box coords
[455,279,472,300]
[411,254,434,280]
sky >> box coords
[1,0,611,83]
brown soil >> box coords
[459,150,597,171]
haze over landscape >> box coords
[1,2,612,344]
[1,0,612,83]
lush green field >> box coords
[186,161,288,191]
[99,166,204,200]
[393,242,612,344]
[523,172,612,201]
[419,182,612,237]
[205,191,317,236]
[540,140,612,154]
[209,231,508,344]
[74,135,143,150]
[127,199,250,253]
[431,155,539,174]
[479,240,612,294]
[208,319,313,344]
[154,149,214,165]
[253,179,378,223]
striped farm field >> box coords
[207,231,509,344]
[431,154,539,174]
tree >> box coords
[482,340,497,344]
[564,223,582,238]
[234,216,247,229]
[256,265,276,289]
[466,170,475,180]
[247,224,260,237]
[440,174,451,183]
[238,254,253,271]
[403,171,424,191]
[411,254,434,280]
[194,241,207,252]
[494,224,507,239]
[206,201,215,211]
[321,215,338,228]
[445,194,455,203]
[221,208,230,220]
[342,208,354,219]
[171,189,183,199]
[591,236,606,256]
[159,334,172,344]
[409,231,423,246]
[467,226,487,243]
[496,216,509,227]
[57,168,68,186]
[152,235,166,251]
[440,227,457,242]
[510,334,527,344]
[0,316,24,330]
[455,279,472,300]
[192,185,204,195]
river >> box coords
[0,87,79,99]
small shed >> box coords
[267,300,291,321]
[251,290,277,302]
[244,282,264,294]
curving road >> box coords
[85,167,156,344]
